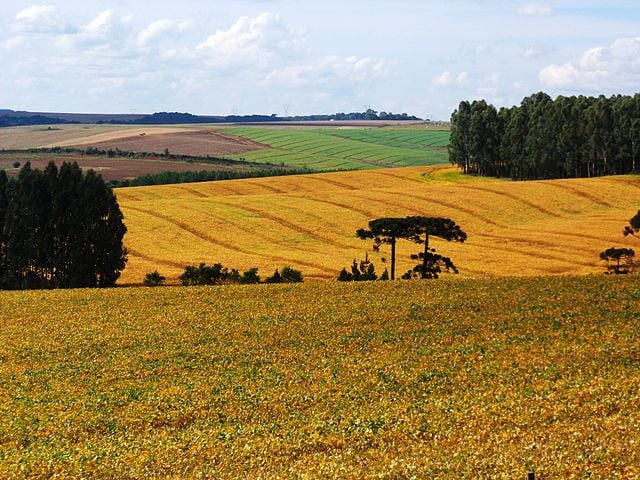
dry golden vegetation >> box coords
[116,165,640,285]
[0,124,199,150]
[0,276,638,478]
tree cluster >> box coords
[450,92,640,180]
[178,263,303,286]
[356,216,466,280]
[0,162,127,289]
[337,253,388,282]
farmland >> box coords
[115,164,640,285]
[0,276,638,478]
[0,123,449,172]
[220,126,449,169]
[0,151,278,183]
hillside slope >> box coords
[115,165,640,285]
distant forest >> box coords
[449,92,640,180]
[0,109,420,128]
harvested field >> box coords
[0,152,257,182]
[83,130,269,157]
[0,125,195,150]
[115,165,640,285]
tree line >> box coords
[0,162,127,289]
[449,92,640,180]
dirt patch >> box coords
[0,153,256,182]
[76,130,269,157]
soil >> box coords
[77,130,268,157]
[0,153,256,182]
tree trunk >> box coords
[391,237,396,280]
[421,234,430,279]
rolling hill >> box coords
[115,165,640,285]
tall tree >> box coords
[356,217,415,280]
[0,162,127,289]
[401,217,467,279]
[449,101,472,174]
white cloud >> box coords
[197,12,304,67]
[539,37,640,89]
[523,46,542,59]
[434,71,469,87]
[136,19,193,47]
[56,10,133,50]
[14,5,70,33]
[456,72,469,83]
[517,3,554,16]
[261,55,389,89]
[433,71,452,87]
[1,36,27,50]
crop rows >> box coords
[222,127,449,169]
[115,165,640,285]
[1,276,638,478]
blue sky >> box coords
[1,1,639,120]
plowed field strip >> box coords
[471,239,596,267]
[537,182,614,207]
[372,190,504,228]
[458,185,564,218]
[221,202,352,250]
[303,176,359,191]
[125,205,335,275]
[175,186,209,198]
[185,204,327,255]
[293,195,376,218]
[127,248,185,269]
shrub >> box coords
[143,271,166,286]
[267,266,303,284]
[179,263,238,286]
[240,267,260,284]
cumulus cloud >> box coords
[539,37,640,89]
[1,36,27,50]
[433,71,452,87]
[197,12,304,67]
[261,55,389,89]
[14,5,70,33]
[517,3,554,16]
[136,19,193,47]
[523,46,542,59]
[56,10,133,50]
[433,71,469,87]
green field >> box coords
[1,276,638,478]
[220,127,449,170]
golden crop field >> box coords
[116,165,640,285]
[0,276,638,478]
[0,124,199,150]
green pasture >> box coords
[221,127,450,170]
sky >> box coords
[1,1,639,120]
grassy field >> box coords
[1,124,449,171]
[0,276,638,478]
[115,165,640,285]
[220,127,449,169]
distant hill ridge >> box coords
[0,109,421,127]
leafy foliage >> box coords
[337,254,379,281]
[450,92,640,179]
[267,266,303,284]
[600,247,636,274]
[357,216,466,280]
[179,263,240,286]
[143,270,166,286]
[0,161,127,289]
[402,217,467,279]
[623,210,640,238]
